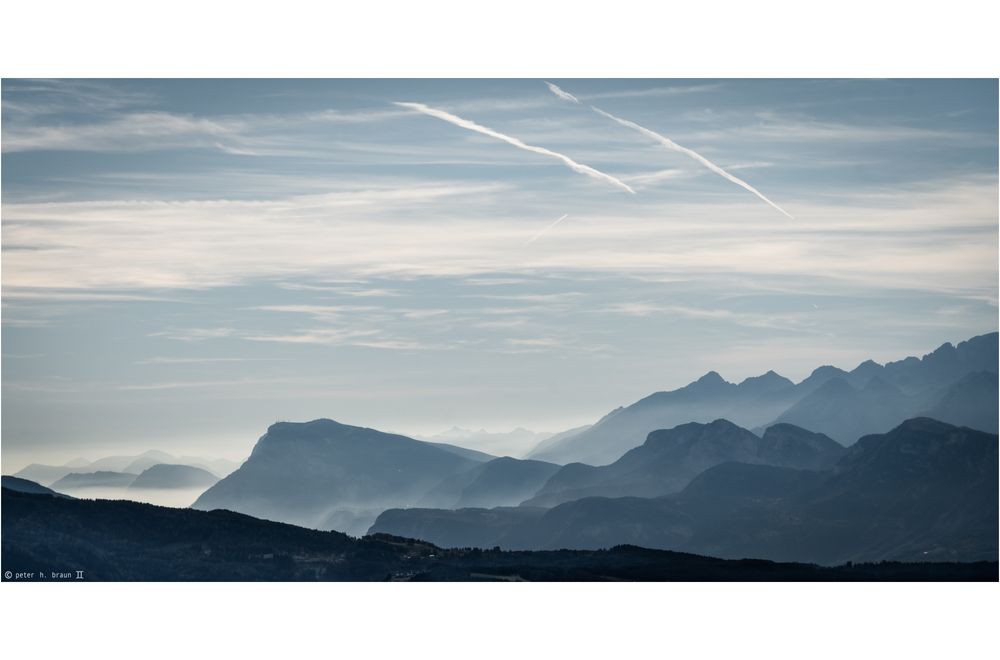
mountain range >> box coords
[13,450,241,486]
[370,418,998,565]
[523,420,844,507]
[4,332,995,578]
[528,332,997,464]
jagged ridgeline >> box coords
[528,332,998,464]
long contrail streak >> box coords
[544,82,793,218]
[525,213,569,245]
[394,101,634,194]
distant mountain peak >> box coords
[267,418,344,433]
[707,417,741,429]
[808,365,847,379]
[678,371,733,394]
[893,416,957,434]
[739,370,794,393]
[928,341,957,357]
[851,359,883,373]
[697,370,726,384]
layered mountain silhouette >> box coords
[523,420,844,507]
[529,332,997,463]
[419,456,561,508]
[14,450,240,486]
[5,332,994,580]
[51,471,138,490]
[128,464,220,490]
[922,371,998,433]
[371,418,998,565]
[192,419,548,535]
[528,371,802,465]
[767,376,915,444]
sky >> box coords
[1,78,997,468]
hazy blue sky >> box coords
[2,79,997,467]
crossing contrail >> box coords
[525,213,570,245]
[544,82,793,218]
[394,101,634,194]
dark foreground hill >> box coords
[2,489,993,581]
[1,476,73,498]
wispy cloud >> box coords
[148,327,235,342]
[545,82,794,219]
[113,378,286,391]
[1,105,411,154]
[134,356,288,365]
[2,171,995,302]
[2,79,159,116]
[1,288,172,302]
[582,84,723,101]
[394,101,635,194]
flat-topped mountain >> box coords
[192,419,496,535]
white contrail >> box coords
[545,81,580,103]
[394,101,634,194]
[525,213,569,245]
[544,83,793,219]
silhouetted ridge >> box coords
[374,418,997,565]
[738,370,794,394]
[7,488,994,581]
[530,333,997,465]
[1,476,73,499]
[525,418,845,507]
